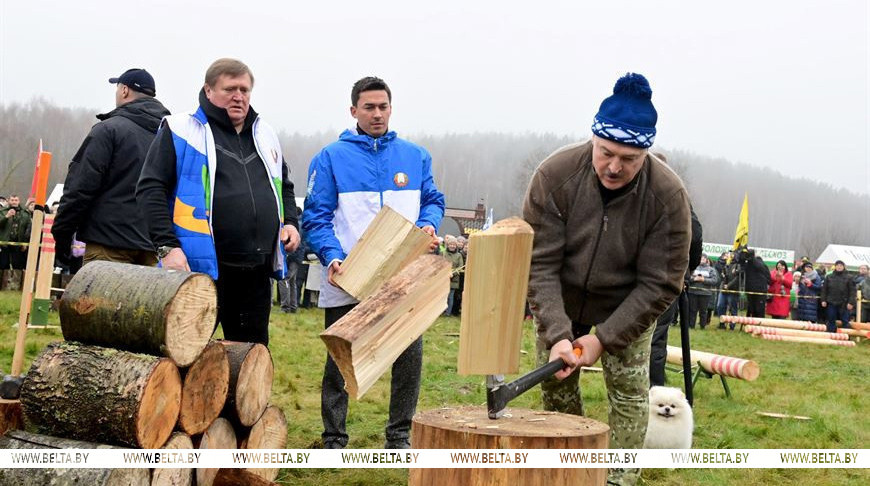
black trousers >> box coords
[649,299,678,387]
[215,263,272,345]
[746,294,766,318]
[321,304,423,448]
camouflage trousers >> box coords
[536,322,654,486]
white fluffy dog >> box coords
[643,386,693,449]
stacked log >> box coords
[1,262,289,486]
[58,261,217,366]
[0,430,150,486]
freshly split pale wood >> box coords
[322,254,451,399]
[152,431,194,486]
[20,341,181,448]
[458,218,534,375]
[666,346,760,381]
[745,325,850,341]
[723,315,826,331]
[178,341,230,435]
[242,405,288,481]
[196,418,237,486]
[0,430,150,486]
[220,341,273,427]
[333,205,433,300]
[59,261,217,366]
[410,406,608,486]
[760,334,856,346]
[213,468,279,486]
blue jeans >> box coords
[825,304,851,333]
[717,292,738,317]
[445,289,456,316]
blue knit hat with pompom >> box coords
[591,73,657,148]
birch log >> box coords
[20,341,182,448]
[0,430,149,486]
[241,405,288,481]
[59,261,217,366]
[195,418,237,486]
[220,341,273,427]
[178,341,230,435]
[151,431,194,486]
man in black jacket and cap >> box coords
[53,68,170,266]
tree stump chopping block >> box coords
[410,406,609,486]
[20,341,182,449]
[59,261,217,366]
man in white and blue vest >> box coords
[137,58,300,346]
[302,76,445,449]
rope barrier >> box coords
[688,286,869,305]
[0,241,30,247]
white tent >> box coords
[816,244,870,269]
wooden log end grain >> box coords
[20,342,182,449]
[213,468,279,486]
[59,261,217,367]
[220,341,273,427]
[242,405,288,482]
[152,431,194,486]
[196,418,237,486]
[178,341,230,435]
[410,406,609,486]
[0,398,24,435]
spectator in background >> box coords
[790,270,802,320]
[277,206,305,313]
[687,254,719,329]
[442,235,464,316]
[766,260,793,319]
[53,68,170,267]
[820,260,855,332]
[854,264,867,286]
[859,272,870,323]
[797,262,822,322]
[0,195,32,270]
[0,196,7,208]
[452,236,468,316]
[717,251,740,328]
[742,248,771,318]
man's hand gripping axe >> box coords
[486,348,582,419]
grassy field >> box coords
[0,290,867,485]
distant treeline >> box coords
[2,98,868,258]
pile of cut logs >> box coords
[721,315,866,346]
[0,261,287,486]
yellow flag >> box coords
[733,193,749,250]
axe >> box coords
[486,347,582,419]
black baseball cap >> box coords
[109,68,156,96]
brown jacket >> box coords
[523,140,690,354]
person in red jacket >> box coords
[766,260,793,319]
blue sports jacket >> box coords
[302,128,445,307]
[162,108,287,280]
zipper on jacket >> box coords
[576,207,609,325]
[237,132,259,228]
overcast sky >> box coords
[1,1,868,194]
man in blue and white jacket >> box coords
[138,58,300,346]
[302,76,445,449]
